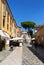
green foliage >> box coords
[21,21,36,37]
[21,21,36,29]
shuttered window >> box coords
[3,3,6,16]
[3,16,5,27]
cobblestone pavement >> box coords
[0,47,16,63]
[0,47,22,65]
[22,45,44,65]
[0,50,11,63]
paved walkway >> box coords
[24,43,44,62]
[0,43,44,65]
[0,50,11,62]
[0,47,22,65]
[22,46,44,65]
[32,45,44,62]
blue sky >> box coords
[7,0,44,27]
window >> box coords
[7,24,9,30]
[3,16,5,27]
[10,19,12,32]
[10,27,11,32]
[3,3,6,16]
[14,29,16,33]
[7,13,9,23]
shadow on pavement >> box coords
[27,46,44,63]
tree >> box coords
[21,21,35,29]
[21,21,36,37]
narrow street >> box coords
[0,45,44,65]
[22,45,44,65]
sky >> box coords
[7,0,44,27]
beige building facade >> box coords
[0,0,17,38]
[16,26,21,37]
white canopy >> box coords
[10,37,23,41]
[3,32,10,38]
[0,30,6,37]
[22,31,27,34]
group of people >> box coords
[9,40,19,51]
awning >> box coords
[0,30,6,37]
[3,32,10,38]
[22,31,27,34]
[10,37,23,41]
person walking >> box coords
[34,39,38,48]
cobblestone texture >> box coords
[0,47,16,63]
[0,50,11,62]
[0,47,22,65]
[22,46,44,65]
